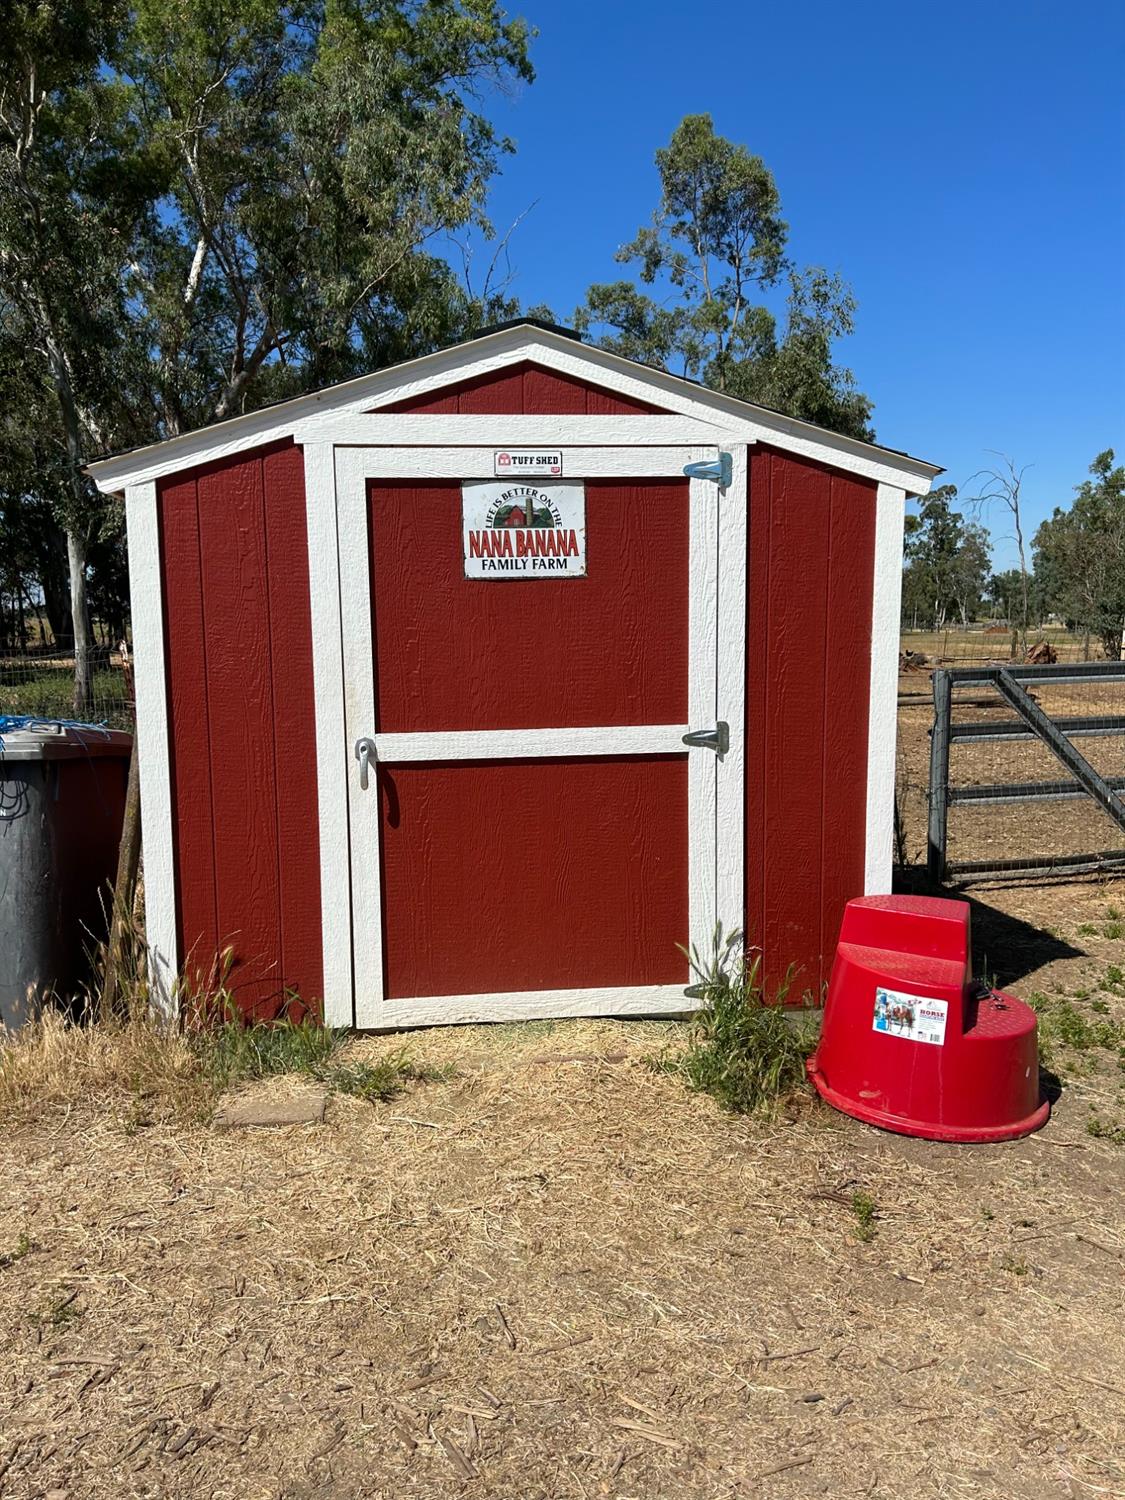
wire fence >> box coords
[0,647,135,731]
[900,624,1108,668]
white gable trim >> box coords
[87,324,940,496]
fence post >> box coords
[927,668,951,884]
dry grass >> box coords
[0,1010,206,1122]
[1,1011,1123,1499]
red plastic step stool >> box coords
[807,895,1049,1142]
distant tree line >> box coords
[902,451,1125,658]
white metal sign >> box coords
[462,480,587,580]
[872,986,949,1046]
[493,448,563,477]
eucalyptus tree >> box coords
[1034,451,1125,659]
[1,0,533,708]
[120,0,534,435]
[902,485,991,631]
[0,0,162,708]
[575,114,873,440]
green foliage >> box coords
[120,0,534,425]
[985,566,1051,632]
[327,1053,452,1103]
[574,114,872,440]
[1028,991,1123,1068]
[0,0,535,666]
[0,1232,32,1270]
[1034,451,1125,658]
[30,1287,83,1328]
[194,1011,347,1093]
[901,484,992,630]
[1086,1116,1125,1145]
[850,1191,878,1242]
[0,666,132,727]
[189,1000,451,1106]
[657,927,816,1116]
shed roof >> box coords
[87,320,942,496]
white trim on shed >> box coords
[88,322,942,499]
[92,323,938,1025]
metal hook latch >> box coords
[355,737,377,790]
[682,721,729,756]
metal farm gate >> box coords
[928,661,1125,882]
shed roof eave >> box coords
[85,322,942,496]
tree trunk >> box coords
[1014,515,1030,654]
[44,332,94,713]
[67,528,93,715]
[33,518,74,647]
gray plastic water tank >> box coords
[0,723,132,1031]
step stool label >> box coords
[873,987,949,1046]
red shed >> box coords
[88,321,940,1026]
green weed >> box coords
[189,994,452,1108]
[30,1289,82,1329]
[851,1191,878,1242]
[1001,1254,1029,1277]
[654,928,816,1116]
[1086,1116,1125,1144]
[194,1010,346,1092]
[0,1233,32,1270]
[1029,992,1123,1069]
[325,1053,453,1103]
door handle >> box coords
[355,736,377,790]
[682,721,729,756]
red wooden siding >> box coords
[368,479,689,731]
[381,360,662,415]
[378,757,689,999]
[152,354,882,1022]
[745,446,875,1000]
[158,442,323,1018]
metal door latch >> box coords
[683,453,733,488]
[682,721,729,756]
[355,737,377,789]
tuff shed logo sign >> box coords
[493,449,563,476]
[462,480,586,579]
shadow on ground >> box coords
[895,865,1083,987]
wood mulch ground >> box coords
[1,945,1123,1500]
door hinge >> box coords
[683,452,732,488]
[682,721,729,756]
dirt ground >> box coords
[1,676,1123,1499]
[2,959,1123,1500]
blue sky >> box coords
[464,0,1124,570]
